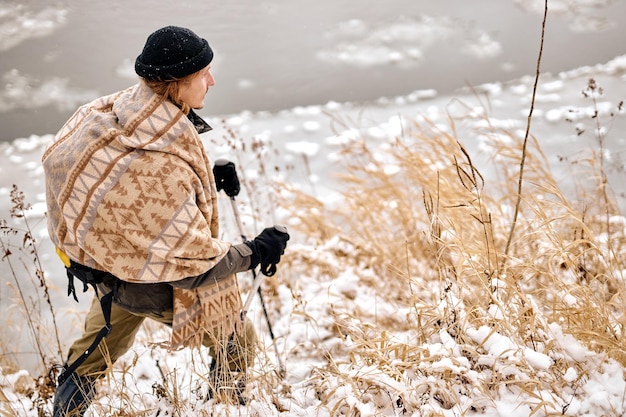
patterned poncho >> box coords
[42,80,242,348]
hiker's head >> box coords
[135,26,215,113]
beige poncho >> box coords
[43,80,242,348]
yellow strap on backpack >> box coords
[55,247,71,268]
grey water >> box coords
[1,0,625,142]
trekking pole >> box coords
[214,159,286,377]
[231,197,287,377]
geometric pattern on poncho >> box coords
[42,81,241,349]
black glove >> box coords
[213,160,240,197]
[245,226,290,276]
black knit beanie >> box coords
[135,26,213,81]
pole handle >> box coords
[274,224,288,234]
[214,157,230,166]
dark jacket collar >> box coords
[187,109,212,134]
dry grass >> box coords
[1,83,625,415]
[6,2,626,413]
[276,85,625,415]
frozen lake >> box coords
[1,0,626,141]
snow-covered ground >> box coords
[1,54,625,415]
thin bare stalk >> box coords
[1,185,63,367]
[503,0,548,260]
[0,234,47,363]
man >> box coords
[43,26,289,415]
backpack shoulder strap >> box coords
[57,263,115,386]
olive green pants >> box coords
[67,296,257,378]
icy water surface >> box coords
[1,0,625,141]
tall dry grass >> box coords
[276,77,626,414]
[1,87,624,415]
[0,185,62,414]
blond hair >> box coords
[143,73,197,115]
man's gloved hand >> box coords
[213,159,240,197]
[245,226,290,276]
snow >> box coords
[0,69,98,112]
[0,4,67,52]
